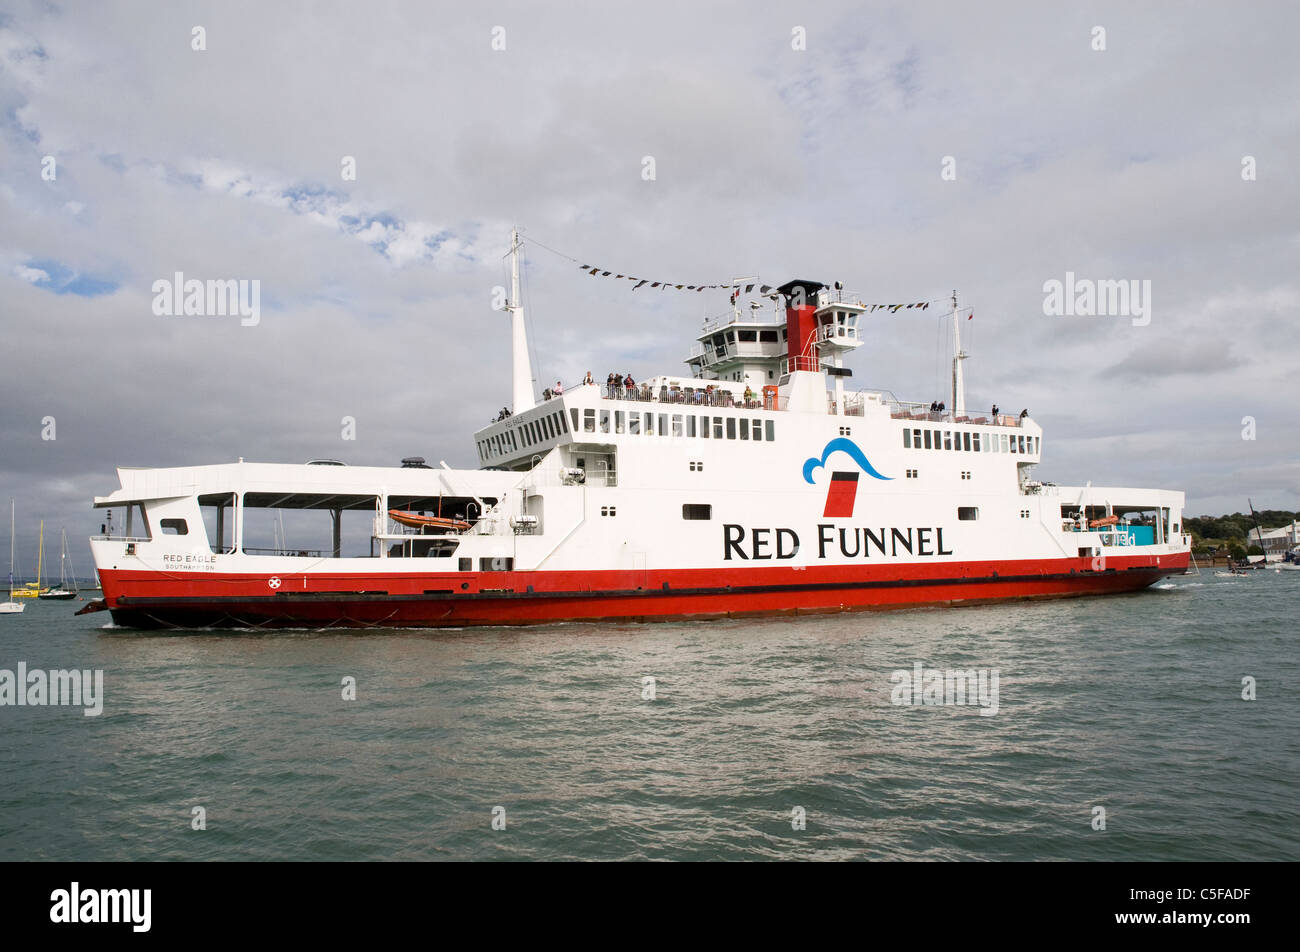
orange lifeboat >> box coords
[1089,515,1119,528]
[388,510,471,532]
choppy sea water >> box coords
[1,571,1296,861]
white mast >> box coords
[950,289,967,417]
[508,228,536,413]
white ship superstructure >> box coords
[87,235,1190,628]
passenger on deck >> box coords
[584,371,594,386]
[624,373,635,399]
[744,385,755,406]
[554,380,564,396]
[991,404,999,418]
[1020,408,1028,419]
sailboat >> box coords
[39,529,79,600]
[1,500,24,614]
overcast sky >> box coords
[2,0,1298,564]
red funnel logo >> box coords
[823,471,860,518]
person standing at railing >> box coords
[554,380,564,396]
[623,373,635,399]
[584,371,594,386]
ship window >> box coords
[658,413,667,435]
[912,428,921,447]
[1009,435,1017,453]
[672,414,683,437]
[687,415,697,437]
[765,420,774,441]
[584,409,596,433]
[699,415,708,438]
[944,431,952,450]
[1000,434,1009,453]
[459,558,472,571]
[558,411,568,433]
[760,330,778,342]
[972,432,980,452]
[738,330,757,342]
[903,429,911,448]
[682,504,712,520]
[1020,435,1027,453]
[600,506,617,517]
[726,332,736,343]
[629,414,641,435]
[963,432,971,451]
[615,411,625,434]
[570,408,579,432]
[906,469,918,478]
[739,419,749,440]
[752,419,762,441]
[479,557,514,571]
[713,417,724,438]
[644,412,653,435]
[923,430,932,449]
[958,507,979,521]
[726,418,737,439]
[600,410,610,434]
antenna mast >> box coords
[950,290,967,416]
[507,228,536,412]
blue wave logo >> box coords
[802,437,893,484]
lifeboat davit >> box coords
[388,510,472,532]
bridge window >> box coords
[923,430,932,449]
[765,420,775,441]
[600,410,610,433]
[658,413,668,435]
[672,414,684,436]
[682,504,712,520]
[713,417,724,439]
[972,432,980,451]
[698,415,708,438]
[629,414,641,435]
[687,415,697,437]
[963,432,971,451]
[739,419,749,440]
[570,408,579,432]
[738,330,757,342]
[615,411,625,434]
[726,418,737,439]
[760,330,778,342]
[903,429,911,448]
[752,419,763,441]
[944,431,952,450]
[584,409,595,432]
[958,507,979,520]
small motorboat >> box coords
[387,509,472,532]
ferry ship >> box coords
[87,231,1190,629]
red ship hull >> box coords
[97,551,1188,629]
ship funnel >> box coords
[777,279,825,373]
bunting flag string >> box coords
[867,301,932,311]
[577,262,769,294]
[532,236,942,308]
